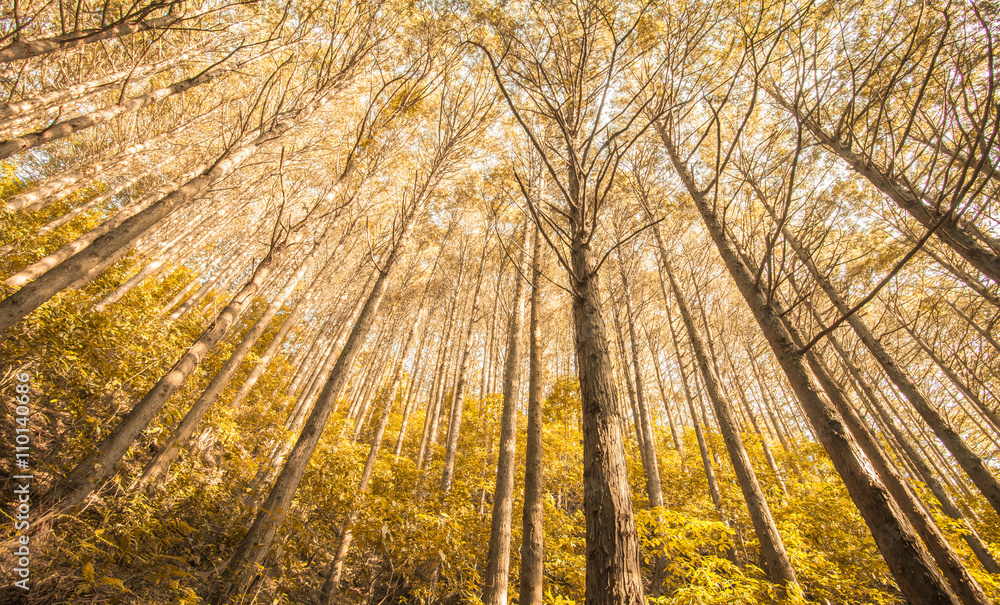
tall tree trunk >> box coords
[663,258,797,587]
[320,302,428,602]
[901,320,1000,435]
[770,93,1000,285]
[0,14,181,64]
[134,241,323,488]
[0,66,360,335]
[819,319,1000,574]
[519,225,545,605]
[665,301,738,564]
[659,125,960,605]
[621,268,664,508]
[757,190,1000,516]
[440,239,490,494]
[0,63,230,160]
[483,222,529,605]
[210,206,418,605]
[779,301,991,605]
[5,163,210,288]
[93,207,226,310]
[645,326,683,455]
[48,244,282,509]
[0,125,278,335]
[568,207,645,604]
[3,125,185,213]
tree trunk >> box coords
[440,239,490,494]
[659,125,960,605]
[821,323,1000,575]
[0,14,181,64]
[665,301,738,564]
[4,127,181,213]
[134,243,321,487]
[664,258,797,587]
[483,222,529,605]
[645,326,683,455]
[0,124,280,335]
[519,224,545,605]
[569,223,645,605]
[321,301,424,601]
[210,207,417,605]
[49,246,281,509]
[0,64,229,160]
[781,304,990,605]
[757,190,1000,516]
[5,163,209,288]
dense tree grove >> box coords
[0,0,998,603]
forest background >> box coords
[0,0,998,604]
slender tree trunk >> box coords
[48,245,282,509]
[440,240,489,494]
[134,243,321,487]
[612,296,648,459]
[781,306,991,605]
[0,64,230,160]
[758,192,1000,516]
[94,208,225,310]
[320,302,425,602]
[902,321,1000,435]
[483,223,529,605]
[0,14,182,64]
[4,126,183,213]
[6,163,209,288]
[210,207,418,605]
[659,126,960,605]
[664,259,797,587]
[665,301,737,563]
[645,326,683,455]
[519,225,545,605]
[0,125,278,335]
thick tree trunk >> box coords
[821,325,1000,574]
[569,227,645,605]
[780,300,990,605]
